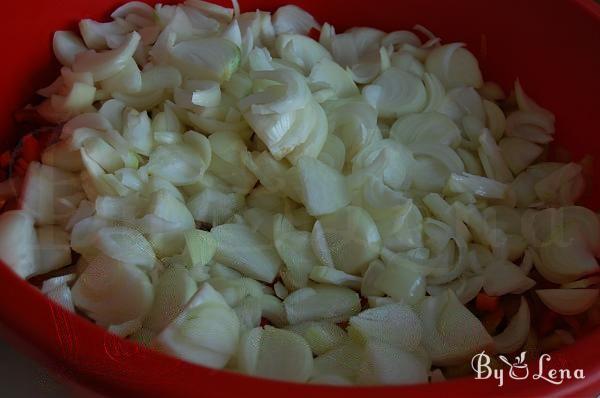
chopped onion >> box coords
[536,289,599,315]
[313,206,382,274]
[284,285,361,325]
[237,326,313,382]
[493,297,530,354]
[0,211,39,279]
[416,290,493,366]
[155,282,240,369]
[212,223,281,283]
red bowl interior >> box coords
[1,0,600,396]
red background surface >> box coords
[1,0,599,396]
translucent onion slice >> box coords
[187,188,245,226]
[349,303,422,351]
[41,274,76,312]
[240,68,310,115]
[363,67,427,118]
[145,131,210,186]
[309,266,362,290]
[34,225,72,276]
[237,326,313,382]
[493,297,530,354]
[71,254,154,325]
[425,43,483,89]
[53,31,87,67]
[169,37,240,82]
[536,289,599,315]
[446,172,508,199]
[273,214,320,290]
[286,321,347,356]
[0,211,39,279]
[483,259,535,296]
[144,267,197,332]
[284,285,361,324]
[314,206,382,274]
[499,137,543,175]
[272,5,319,35]
[309,58,359,99]
[377,249,426,304]
[416,290,493,366]
[212,223,282,283]
[286,156,350,216]
[390,112,461,148]
[21,162,82,225]
[312,342,364,381]
[73,32,140,81]
[356,341,429,386]
[275,34,331,73]
[154,283,240,369]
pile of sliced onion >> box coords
[0,0,598,387]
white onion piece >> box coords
[284,285,361,325]
[416,290,493,366]
[361,260,385,297]
[514,80,555,122]
[369,200,424,252]
[536,289,599,315]
[286,156,349,216]
[314,206,382,274]
[479,128,513,183]
[42,274,76,312]
[363,67,426,118]
[286,321,347,356]
[95,226,156,269]
[562,276,600,289]
[318,134,346,171]
[100,59,142,94]
[505,110,554,144]
[390,112,460,148]
[349,303,422,351]
[53,31,87,66]
[312,342,364,381]
[0,211,39,279]
[309,266,362,290]
[212,223,281,283]
[237,326,313,382]
[241,68,310,115]
[21,162,83,225]
[446,172,508,199]
[483,259,535,296]
[155,283,239,369]
[425,43,482,89]
[275,34,331,73]
[534,162,583,206]
[72,254,153,325]
[499,137,543,174]
[309,58,359,98]
[79,18,132,50]
[187,188,244,226]
[273,5,319,35]
[169,37,240,82]
[377,249,426,305]
[493,297,530,354]
[74,32,140,81]
[184,0,233,22]
[146,131,210,186]
[36,226,72,275]
[144,267,197,332]
[273,214,320,290]
[356,342,429,386]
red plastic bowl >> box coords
[1,0,600,396]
